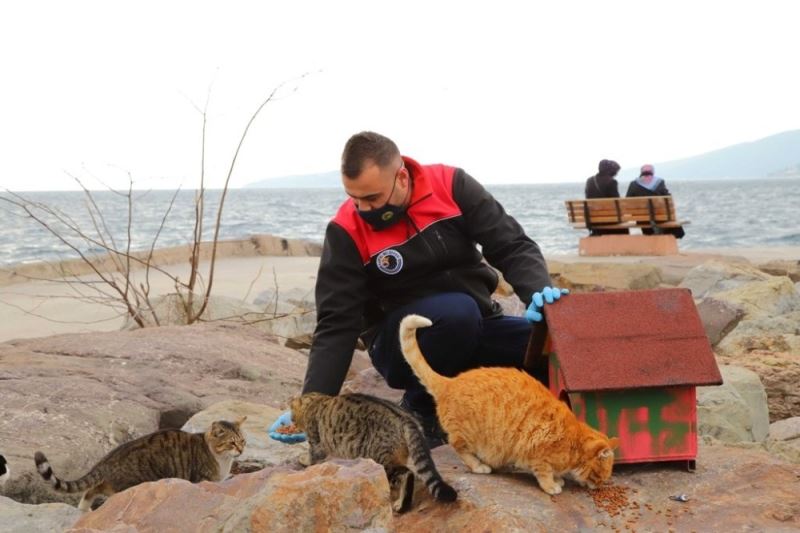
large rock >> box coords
[679,260,774,299]
[715,312,800,356]
[770,416,800,441]
[123,293,317,348]
[766,416,800,464]
[759,259,800,282]
[5,382,800,531]
[0,323,307,505]
[707,272,800,369]
[717,350,800,422]
[342,367,402,404]
[0,496,82,533]
[697,365,769,443]
[766,417,800,464]
[67,459,392,533]
[253,287,315,312]
[122,293,263,329]
[57,444,800,532]
[712,277,800,319]
[398,444,800,532]
[547,262,663,292]
[696,296,744,345]
[251,311,317,348]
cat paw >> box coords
[470,464,492,474]
[541,483,563,496]
[555,477,566,488]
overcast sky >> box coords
[2,1,799,191]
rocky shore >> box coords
[1,238,799,531]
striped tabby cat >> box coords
[34,417,246,511]
[290,392,457,512]
[400,314,619,496]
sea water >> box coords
[1,178,798,266]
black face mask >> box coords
[357,175,406,231]
[358,203,406,230]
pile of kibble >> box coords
[589,484,636,517]
[589,484,695,533]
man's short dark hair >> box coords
[341,131,400,179]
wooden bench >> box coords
[564,196,690,256]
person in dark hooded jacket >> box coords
[584,159,629,235]
[585,159,622,199]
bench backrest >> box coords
[565,196,677,227]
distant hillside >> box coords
[246,170,340,188]
[620,129,800,180]
[768,163,800,178]
[247,130,800,187]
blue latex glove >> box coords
[268,411,307,444]
[525,286,570,323]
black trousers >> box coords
[368,292,531,416]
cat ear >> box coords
[599,448,615,459]
[608,437,620,450]
[234,416,248,427]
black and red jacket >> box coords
[302,156,551,395]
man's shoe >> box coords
[399,397,448,449]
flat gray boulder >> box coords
[718,350,800,422]
[548,262,663,292]
[697,365,770,443]
[54,443,800,532]
[0,496,82,533]
[0,323,307,506]
[679,260,773,299]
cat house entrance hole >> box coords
[159,409,195,430]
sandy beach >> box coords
[0,255,320,342]
[1,243,798,344]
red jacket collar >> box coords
[402,156,433,206]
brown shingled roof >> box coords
[544,288,722,392]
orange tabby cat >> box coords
[400,314,619,495]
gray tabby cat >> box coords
[290,392,457,513]
[34,417,246,511]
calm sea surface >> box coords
[1,178,798,266]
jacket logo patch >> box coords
[376,249,403,275]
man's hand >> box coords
[525,286,570,323]
[268,411,307,444]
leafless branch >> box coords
[241,264,265,304]
[1,74,311,331]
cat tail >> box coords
[403,422,458,503]
[399,314,450,398]
[34,451,101,493]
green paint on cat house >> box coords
[524,288,722,469]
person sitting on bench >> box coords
[584,159,629,236]
[626,164,686,239]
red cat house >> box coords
[525,288,722,470]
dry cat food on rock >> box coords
[590,484,632,516]
[276,423,301,434]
